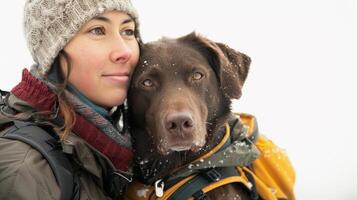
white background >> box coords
[1,1,357,199]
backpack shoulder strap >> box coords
[0,89,9,103]
[1,120,80,200]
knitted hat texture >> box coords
[24,0,140,77]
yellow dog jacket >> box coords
[125,113,295,200]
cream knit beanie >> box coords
[24,0,140,77]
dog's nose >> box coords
[165,112,194,136]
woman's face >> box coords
[60,10,139,108]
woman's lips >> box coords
[102,74,129,84]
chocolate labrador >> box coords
[128,32,252,199]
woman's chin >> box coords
[96,92,127,108]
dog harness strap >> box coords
[168,166,242,200]
[243,166,261,200]
[167,172,210,200]
[192,190,210,200]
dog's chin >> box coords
[157,138,206,155]
[169,146,192,152]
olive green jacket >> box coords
[0,94,126,200]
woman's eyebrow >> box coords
[92,16,134,25]
[121,18,134,25]
[92,16,111,23]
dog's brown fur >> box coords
[128,32,251,199]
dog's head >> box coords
[128,32,251,156]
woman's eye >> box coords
[122,29,135,36]
[142,79,153,87]
[89,27,105,35]
[192,72,204,80]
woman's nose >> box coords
[110,41,132,64]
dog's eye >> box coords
[142,79,153,87]
[192,72,204,80]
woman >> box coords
[0,0,140,199]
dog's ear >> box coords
[179,32,251,99]
[214,42,251,99]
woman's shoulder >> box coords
[0,136,35,164]
[0,137,60,199]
